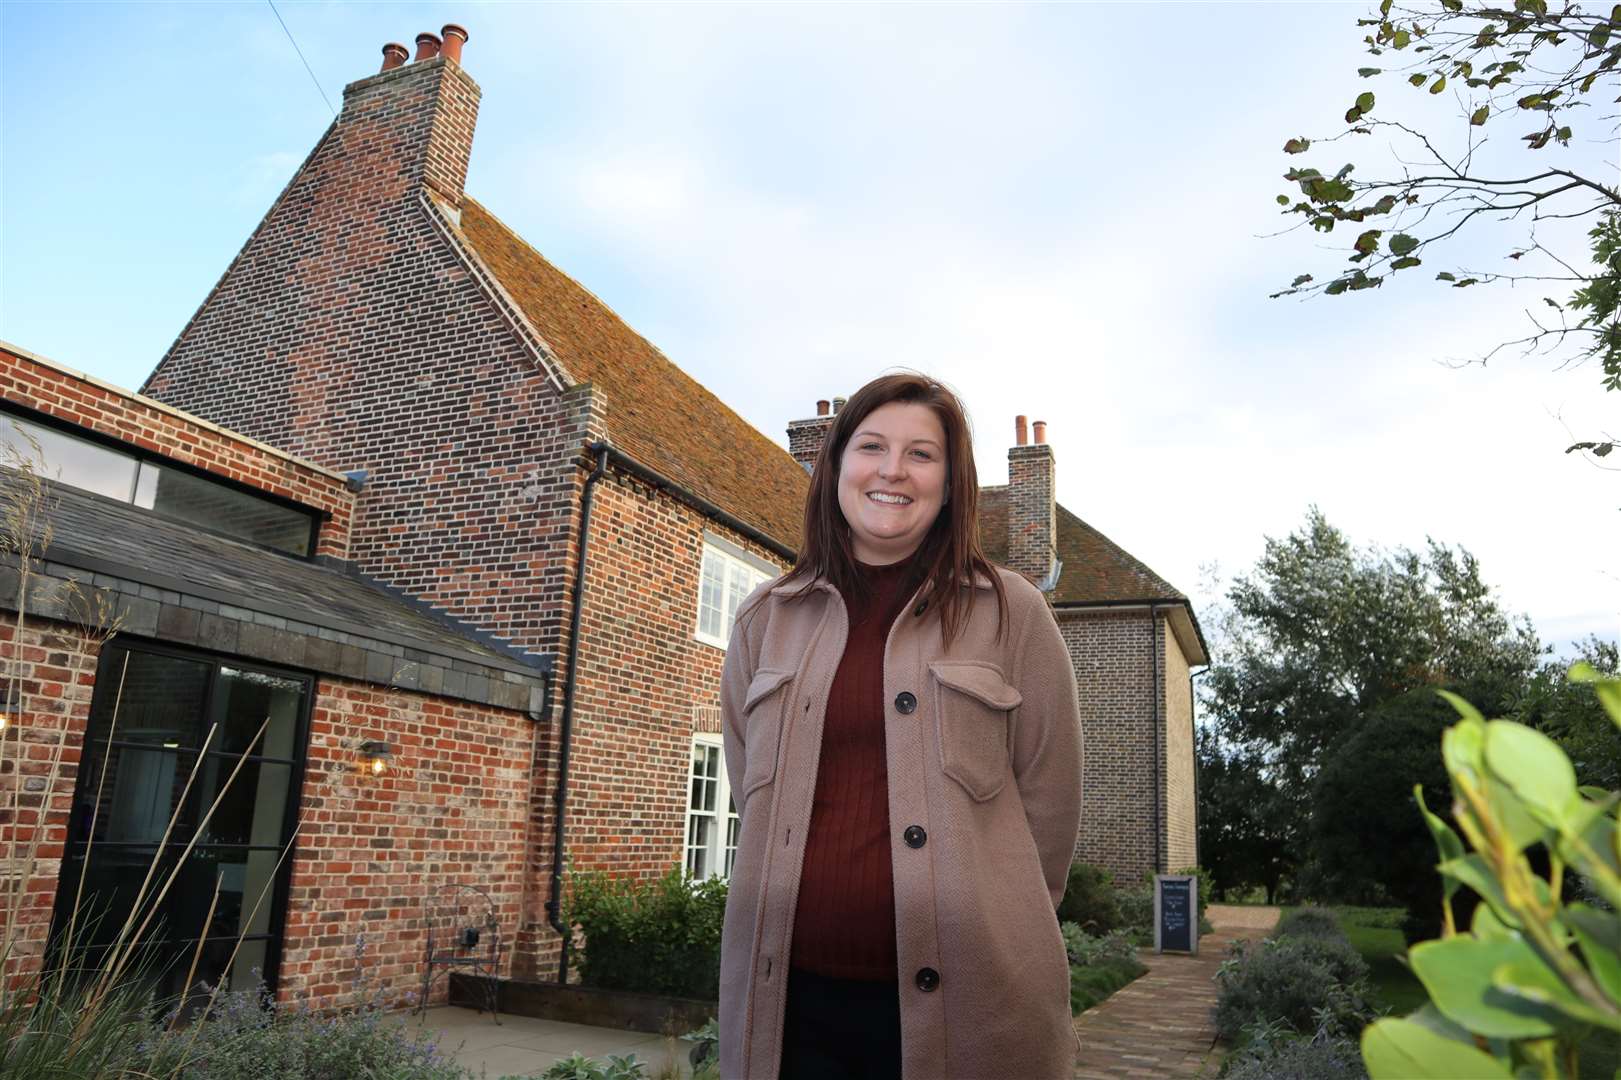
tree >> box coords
[1199,507,1542,895]
[1268,0,1621,460]
[1311,688,1475,937]
[1196,726,1296,903]
[1514,634,1621,787]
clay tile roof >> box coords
[457,198,807,550]
[976,487,1187,605]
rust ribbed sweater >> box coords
[789,556,919,980]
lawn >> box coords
[1288,905,1620,1078]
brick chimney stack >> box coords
[339,26,482,207]
[1007,415,1056,586]
[787,397,839,474]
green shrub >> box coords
[1061,922,1146,1015]
[1214,935,1374,1043]
[534,1052,647,1080]
[1223,1017,1369,1080]
[681,1017,718,1076]
[1116,889,1152,936]
[141,965,463,1080]
[1056,862,1120,932]
[1276,906,1344,941]
[567,866,727,1000]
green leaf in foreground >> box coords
[1408,936,1559,1038]
[1483,720,1580,825]
[1362,1017,1512,1078]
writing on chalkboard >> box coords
[1154,875,1198,955]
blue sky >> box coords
[2,1,1617,654]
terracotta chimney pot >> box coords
[816,399,830,417]
[1033,420,1047,445]
[380,42,409,71]
[440,24,468,63]
[1015,415,1028,446]
[414,32,442,62]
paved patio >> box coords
[1073,904,1280,1079]
[415,903,1280,1078]
[411,1005,693,1078]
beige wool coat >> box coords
[718,566,1083,1080]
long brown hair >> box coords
[769,372,1007,645]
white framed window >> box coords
[684,735,740,880]
[694,536,775,649]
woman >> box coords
[719,373,1082,1079]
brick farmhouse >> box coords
[0,26,1204,1008]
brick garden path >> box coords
[1072,904,1280,1079]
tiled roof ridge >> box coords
[1055,503,1186,602]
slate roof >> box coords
[977,487,1188,605]
[458,199,810,550]
[6,472,544,678]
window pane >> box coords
[194,759,293,847]
[97,647,213,748]
[689,745,706,810]
[91,745,189,844]
[0,414,137,501]
[699,550,724,640]
[724,560,750,634]
[212,667,304,759]
[135,461,313,556]
[687,815,714,878]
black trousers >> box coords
[778,967,903,1080]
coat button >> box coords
[895,691,917,714]
[903,825,926,848]
[915,967,940,992]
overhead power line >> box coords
[267,0,336,116]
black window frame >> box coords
[48,636,315,1002]
[0,401,325,559]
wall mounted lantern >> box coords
[359,740,394,777]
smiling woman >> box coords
[835,401,948,567]
[718,373,1084,1080]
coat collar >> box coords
[769,567,997,597]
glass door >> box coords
[50,642,310,1000]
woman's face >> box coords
[836,401,949,565]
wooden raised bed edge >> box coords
[449,972,717,1035]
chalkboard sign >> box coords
[1154,875,1198,955]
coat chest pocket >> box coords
[742,669,794,796]
[929,661,1022,802]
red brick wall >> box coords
[280,677,532,1008]
[0,345,354,558]
[0,618,100,991]
[1006,443,1055,583]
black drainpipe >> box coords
[1149,604,1162,876]
[546,443,610,984]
